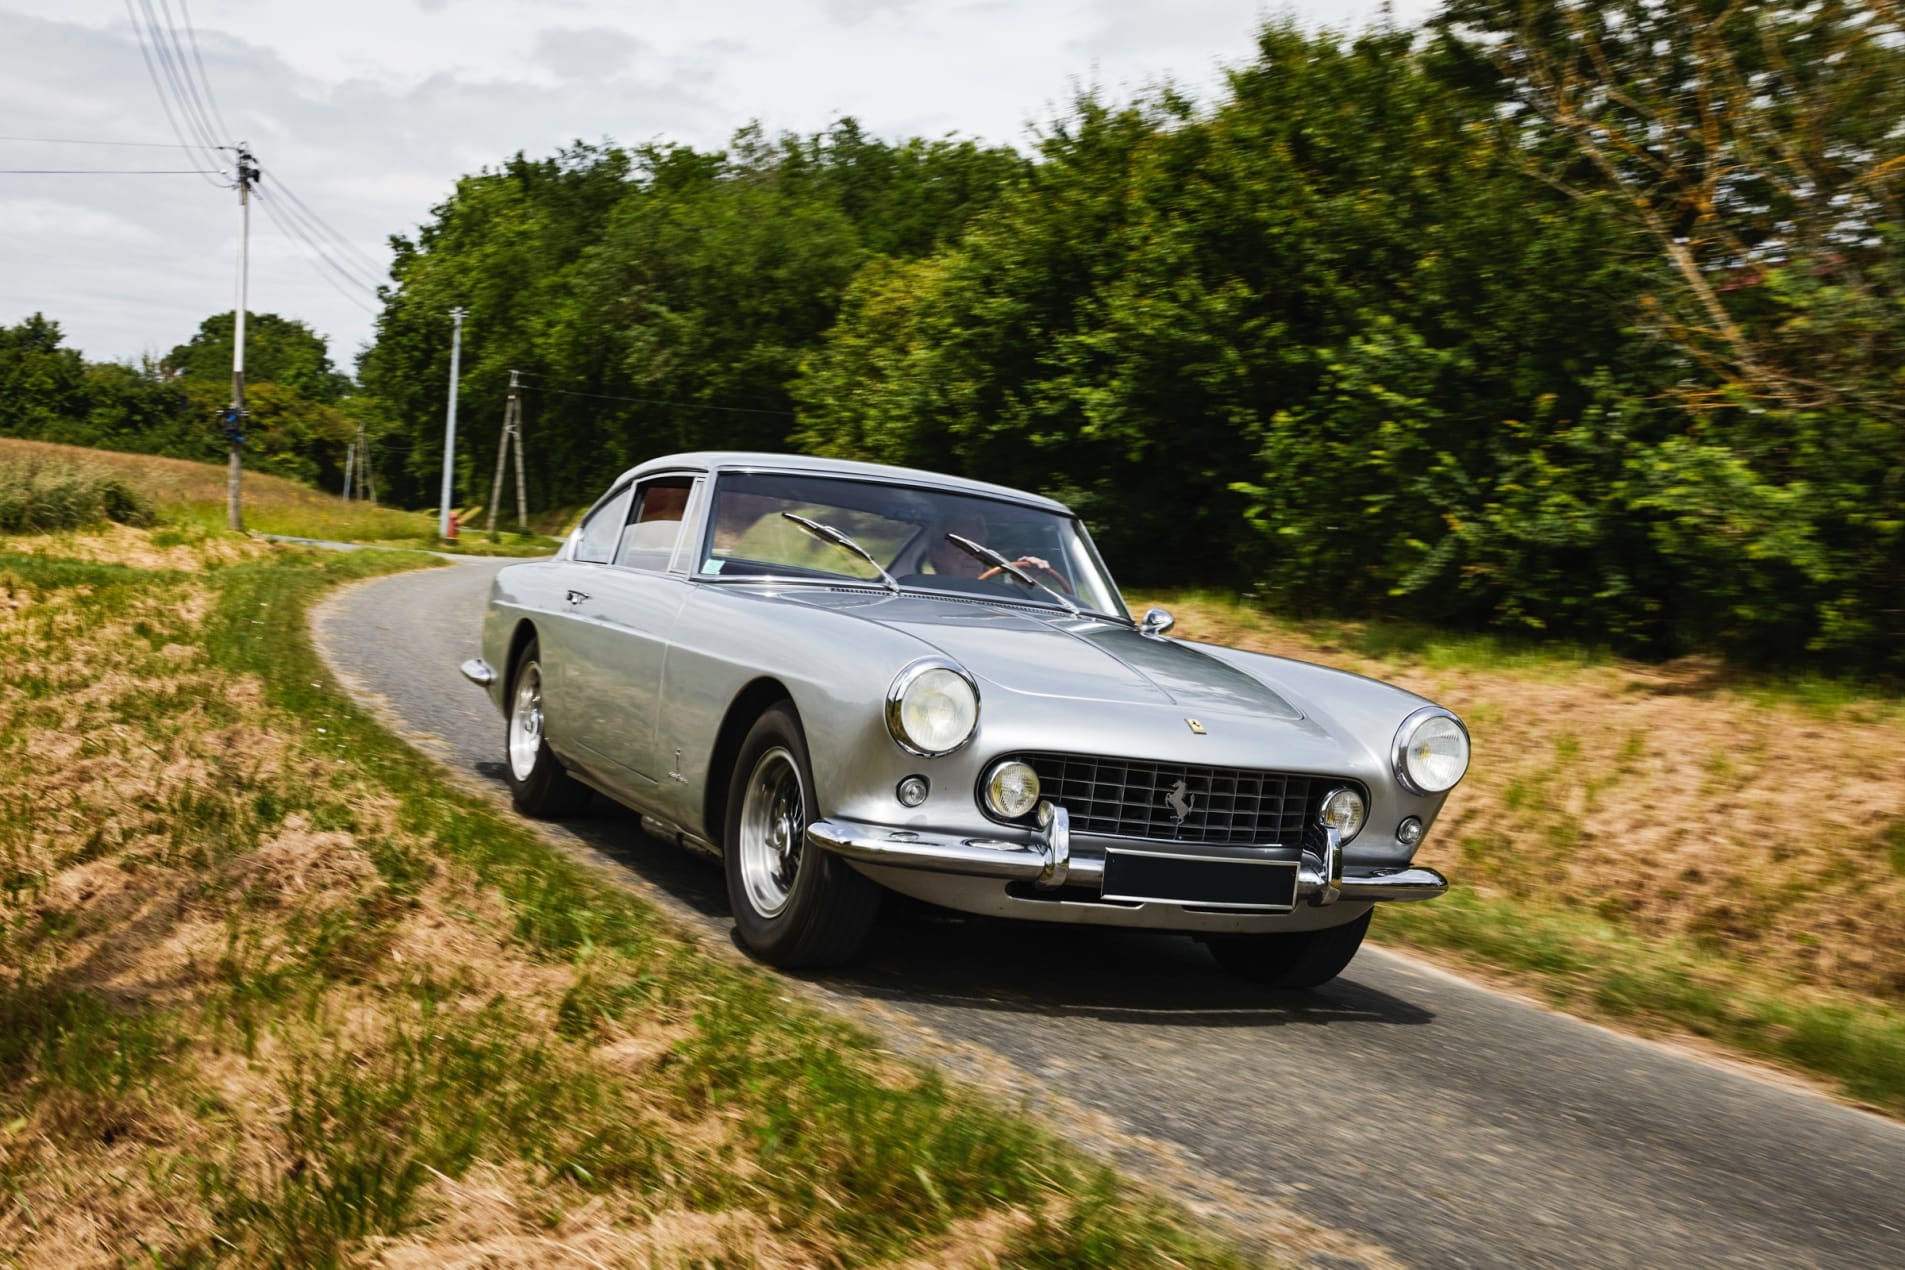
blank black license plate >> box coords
[1100,851,1298,910]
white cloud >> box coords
[0,0,1433,370]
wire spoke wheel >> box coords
[737,745,805,919]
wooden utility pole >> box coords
[485,369,529,535]
[342,436,355,500]
[225,146,258,531]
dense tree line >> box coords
[7,4,1901,669]
[0,310,363,488]
[357,122,1027,511]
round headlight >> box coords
[886,660,979,756]
[1395,708,1470,794]
[983,760,1041,818]
[1319,787,1367,840]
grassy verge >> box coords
[1148,590,1905,1115]
[0,455,154,533]
[0,536,1257,1265]
[0,436,564,554]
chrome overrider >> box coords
[460,658,497,687]
[807,802,1448,907]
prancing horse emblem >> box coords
[1185,718,1206,734]
[1164,779,1194,823]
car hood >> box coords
[782,592,1302,720]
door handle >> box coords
[565,589,590,605]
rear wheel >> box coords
[1207,909,1372,989]
[724,702,880,968]
[504,637,592,818]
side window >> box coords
[573,483,634,565]
[614,477,695,572]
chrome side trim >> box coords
[459,658,496,687]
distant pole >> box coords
[227,146,258,532]
[342,437,355,501]
[486,369,527,536]
[438,307,467,540]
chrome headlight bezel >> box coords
[885,658,981,757]
[1393,706,1471,795]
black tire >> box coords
[723,702,881,968]
[503,636,593,818]
[1207,909,1372,989]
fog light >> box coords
[1397,816,1424,846]
[896,775,930,807]
[983,760,1041,818]
[1318,787,1367,841]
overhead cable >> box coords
[253,187,380,313]
[515,377,796,418]
[121,0,227,187]
[137,0,225,158]
[255,183,385,296]
[0,135,206,149]
[257,162,388,284]
[0,167,226,174]
[174,0,233,141]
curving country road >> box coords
[313,557,1905,1269]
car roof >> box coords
[615,451,1074,515]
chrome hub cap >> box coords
[738,746,804,919]
[508,661,545,782]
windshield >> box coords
[699,471,1129,620]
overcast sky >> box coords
[0,0,1432,372]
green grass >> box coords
[1151,588,1903,718]
[0,456,154,534]
[0,539,1261,1265]
[1380,893,1905,1113]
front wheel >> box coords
[1206,909,1372,989]
[724,703,880,968]
[504,637,593,818]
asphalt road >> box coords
[313,557,1905,1269]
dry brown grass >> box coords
[0,435,434,542]
[1152,595,1905,999]
[0,533,1246,1266]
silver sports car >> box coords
[461,452,1468,983]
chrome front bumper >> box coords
[807,801,1448,908]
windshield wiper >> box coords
[944,533,1082,616]
[780,513,900,593]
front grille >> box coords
[999,752,1354,847]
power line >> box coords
[136,0,225,160]
[254,185,384,297]
[0,167,226,174]
[255,163,387,286]
[174,0,233,141]
[122,0,227,187]
[515,377,796,418]
[253,187,380,313]
[0,135,207,149]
